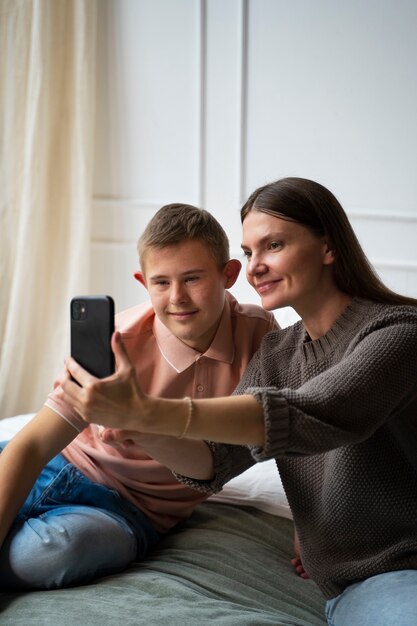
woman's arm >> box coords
[248,314,417,460]
[60,332,266,447]
[61,311,417,462]
[0,406,78,548]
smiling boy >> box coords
[0,203,277,590]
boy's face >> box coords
[136,240,240,352]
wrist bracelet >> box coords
[178,396,193,439]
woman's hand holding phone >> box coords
[61,331,149,431]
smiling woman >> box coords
[241,211,342,334]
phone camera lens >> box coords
[72,301,81,320]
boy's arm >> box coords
[0,406,78,548]
[99,428,214,480]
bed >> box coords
[0,415,326,625]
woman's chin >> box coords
[260,295,288,311]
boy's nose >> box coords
[169,284,188,304]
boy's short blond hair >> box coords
[138,204,230,270]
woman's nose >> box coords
[247,255,267,276]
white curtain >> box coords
[0,0,98,419]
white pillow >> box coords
[209,459,292,519]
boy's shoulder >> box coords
[226,292,278,329]
[115,301,156,336]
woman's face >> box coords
[241,210,335,315]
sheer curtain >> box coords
[0,0,98,419]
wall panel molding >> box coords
[347,210,417,223]
[203,0,247,234]
[93,197,417,221]
[372,260,417,271]
[198,0,207,207]
[239,0,249,205]
[92,198,160,243]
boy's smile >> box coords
[135,240,241,353]
[168,310,198,320]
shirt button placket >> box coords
[195,358,204,396]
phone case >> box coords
[70,295,115,378]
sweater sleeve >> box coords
[172,442,255,494]
[249,312,417,461]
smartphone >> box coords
[70,295,115,379]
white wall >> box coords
[92,0,417,327]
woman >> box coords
[62,177,417,626]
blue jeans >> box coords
[0,441,159,590]
[325,570,417,626]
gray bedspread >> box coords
[0,502,326,625]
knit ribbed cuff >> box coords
[246,387,289,461]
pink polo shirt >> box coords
[45,292,277,532]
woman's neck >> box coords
[299,290,353,341]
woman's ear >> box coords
[322,242,336,266]
[223,259,242,288]
[134,271,147,288]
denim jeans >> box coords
[0,441,160,590]
[325,569,417,626]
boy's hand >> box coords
[98,427,176,453]
[99,427,145,448]
[60,332,148,430]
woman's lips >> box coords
[256,279,282,294]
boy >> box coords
[0,204,277,590]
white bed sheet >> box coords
[0,414,292,519]
[0,414,33,438]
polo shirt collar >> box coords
[153,296,235,373]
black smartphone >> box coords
[70,295,115,379]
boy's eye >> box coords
[242,250,252,259]
[185,276,199,283]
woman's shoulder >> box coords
[362,299,417,326]
[351,299,417,349]
[256,298,417,357]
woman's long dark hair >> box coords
[241,177,417,306]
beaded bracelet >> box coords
[178,396,193,439]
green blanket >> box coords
[0,503,326,625]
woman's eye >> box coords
[269,241,282,251]
[242,250,252,259]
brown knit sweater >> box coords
[177,298,417,599]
